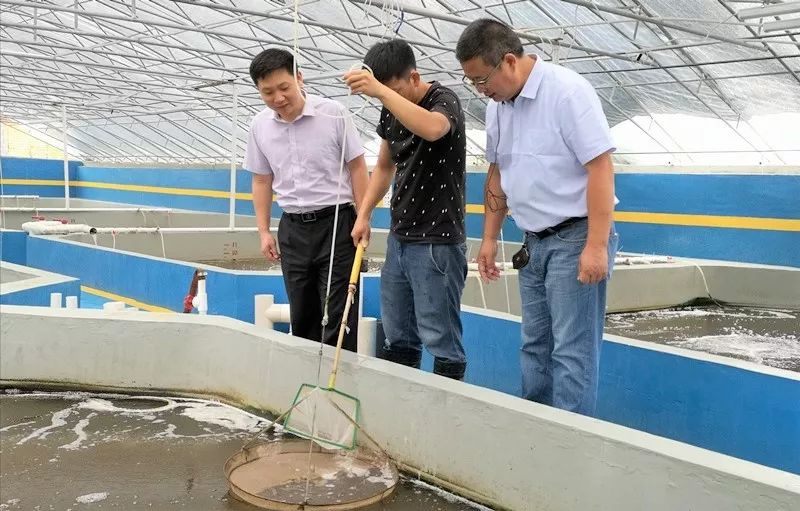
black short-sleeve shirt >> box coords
[376,82,466,244]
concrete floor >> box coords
[0,391,490,511]
[606,305,800,372]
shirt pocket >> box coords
[515,127,569,157]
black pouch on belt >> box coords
[512,245,530,270]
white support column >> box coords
[62,104,70,209]
[228,80,238,229]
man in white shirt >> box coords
[457,19,619,416]
[244,48,368,350]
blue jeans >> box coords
[380,234,468,379]
[518,219,618,416]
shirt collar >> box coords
[518,55,545,101]
[270,93,316,123]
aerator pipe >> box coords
[254,294,291,330]
[87,227,259,234]
[3,207,172,212]
[191,271,208,315]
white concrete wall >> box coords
[1,306,798,511]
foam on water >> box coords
[59,414,93,450]
[16,407,73,445]
[674,331,799,368]
[75,492,108,504]
[605,305,800,372]
[2,392,486,510]
[179,401,267,432]
[408,479,494,510]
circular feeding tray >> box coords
[225,439,399,510]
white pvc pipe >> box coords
[357,317,377,357]
[254,294,291,330]
[0,195,39,199]
[62,104,70,209]
[89,227,259,234]
[466,261,514,272]
[49,292,62,308]
[21,221,259,235]
[103,301,126,312]
[191,273,208,315]
[22,221,92,235]
[229,81,238,230]
[1,207,172,212]
[65,295,79,309]
[615,255,675,265]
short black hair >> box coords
[249,48,295,84]
[363,39,416,83]
[456,19,524,65]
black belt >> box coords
[283,203,353,223]
[527,216,586,240]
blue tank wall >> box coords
[3,159,796,266]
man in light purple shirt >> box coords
[244,48,368,350]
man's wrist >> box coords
[585,238,608,250]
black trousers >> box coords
[277,205,358,351]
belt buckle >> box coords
[300,211,316,223]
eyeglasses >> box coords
[462,60,503,88]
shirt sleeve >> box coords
[485,101,498,164]
[376,107,389,140]
[339,108,365,163]
[243,118,273,175]
[559,78,616,166]
[429,89,461,137]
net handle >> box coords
[328,242,366,389]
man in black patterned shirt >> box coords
[345,39,468,380]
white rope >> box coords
[692,263,724,307]
[499,225,512,314]
[285,1,408,498]
[287,0,384,502]
[159,229,166,259]
[476,274,488,309]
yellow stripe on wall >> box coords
[70,181,253,201]
[4,178,798,232]
[80,285,173,313]
[1,178,252,200]
[613,211,800,232]
[0,178,65,186]
[451,204,800,232]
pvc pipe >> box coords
[229,81,238,230]
[191,271,208,315]
[62,104,70,209]
[254,294,291,330]
[614,255,674,265]
[21,221,92,235]
[21,221,258,235]
[49,292,62,308]
[103,301,126,312]
[1,207,172,212]
[65,295,78,309]
[357,317,377,357]
[0,195,39,199]
[89,227,259,234]
[466,261,514,272]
